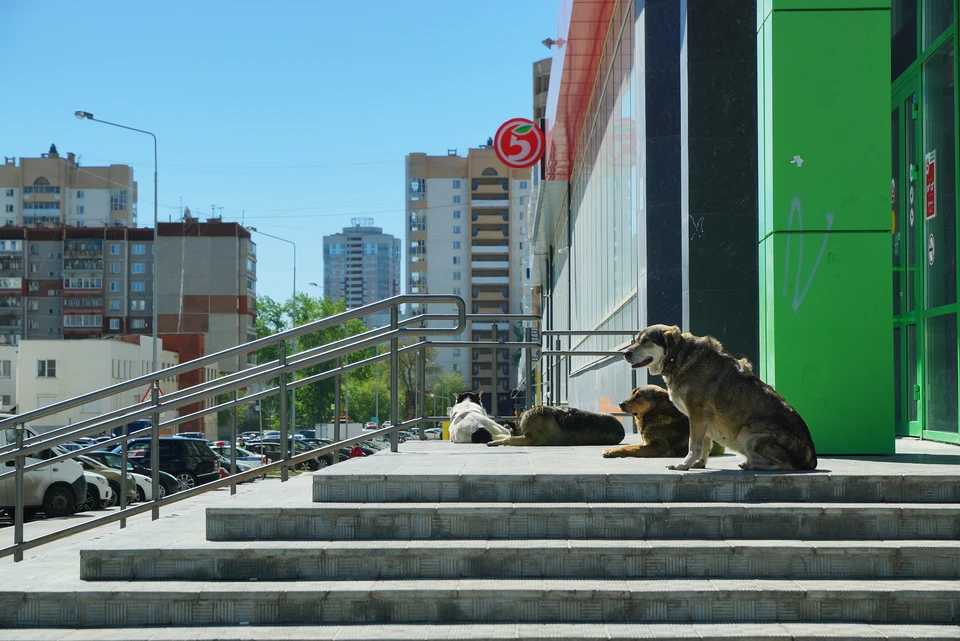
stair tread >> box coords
[0,623,959,641]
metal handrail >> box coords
[2,293,547,562]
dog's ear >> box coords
[477,390,484,401]
[662,325,682,350]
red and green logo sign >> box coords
[494,118,544,169]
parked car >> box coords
[74,455,138,506]
[76,471,113,512]
[84,450,180,499]
[210,442,266,469]
[114,437,220,491]
[363,422,378,430]
[0,421,85,520]
[212,452,256,482]
[175,431,208,441]
[252,439,336,470]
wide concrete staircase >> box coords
[5,443,960,640]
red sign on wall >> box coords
[493,118,544,169]
[925,150,936,221]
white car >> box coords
[211,443,265,468]
[77,471,113,512]
[130,472,153,502]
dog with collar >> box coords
[448,391,512,443]
[621,324,817,471]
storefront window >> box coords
[891,0,918,81]
[922,39,956,309]
[925,313,958,433]
[923,0,954,49]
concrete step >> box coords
[2,623,960,641]
[2,579,958,626]
[313,471,960,504]
[80,539,960,581]
[206,502,960,542]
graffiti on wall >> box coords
[781,197,834,312]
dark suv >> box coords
[115,437,220,490]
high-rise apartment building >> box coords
[322,218,401,328]
[0,218,257,374]
[405,147,530,415]
[0,146,137,229]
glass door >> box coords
[892,79,922,436]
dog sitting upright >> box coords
[487,405,625,447]
[448,391,512,443]
[602,385,725,459]
[622,324,817,471]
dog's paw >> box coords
[692,460,707,469]
[601,449,619,458]
[666,463,691,471]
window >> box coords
[454,210,461,219]
[0,395,10,406]
[519,197,525,205]
[453,180,461,189]
[64,314,102,327]
[109,318,120,330]
[64,277,102,289]
[131,244,146,255]
[453,256,461,265]
[131,282,145,292]
[77,221,85,227]
[110,244,120,255]
[453,226,461,234]
[29,264,37,273]
[37,359,56,378]
[4,205,11,213]
[77,190,84,198]
[111,263,120,274]
[453,195,461,203]
[453,272,461,280]
[519,181,529,189]
[453,241,461,249]
[4,189,12,197]
[131,300,146,311]
[76,206,84,214]
[131,263,145,274]
[0,360,10,377]
[453,287,461,296]
[28,300,38,311]
[131,319,146,329]
[28,320,38,329]
[109,281,120,292]
[109,299,120,311]
[453,348,462,357]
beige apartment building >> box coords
[0,146,137,229]
[405,147,530,416]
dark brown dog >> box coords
[602,385,725,459]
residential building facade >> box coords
[322,218,401,329]
[405,148,530,415]
[0,146,137,229]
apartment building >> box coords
[322,218,401,329]
[0,219,256,375]
[405,147,530,415]
[0,146,137,229]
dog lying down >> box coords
[448,391,512,443]
[487,405,625,447]
[603,384,726,459]
[621,324,817,471]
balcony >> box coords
[470,245,509,255]
[472,276,510,285]
[0,260,23,274]
[471,199,511,208]
[471,178,508,191]
[63,260,103,272]
[471,261,509,270]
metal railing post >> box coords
[13,423,24,562]
[334,356,341,443]
[151,382,160,521]
[492,323,500,417]
[120,420,129,528]
[555,338,561,405]
[418,321,426,440]
[524,327,533,411]
[390,305,399,453]
[278,340,289,482]
[229,389,238,496]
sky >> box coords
[0,0,558,303]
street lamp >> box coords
[75,110,159,375]
[247,227,298,435]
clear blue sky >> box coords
[0,0,558,303]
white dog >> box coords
[448,391,511,443]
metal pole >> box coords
[555,338,562,405]
[120,420,128,528]
[375,358,380,424]
[151,382,160,520]
[278,340,289,482]
[152,136,158,377]
[229,389,237,496]
[492,324,499,417]
[334,356,341,442]
[290,243,296,439]
[524,327,533,411]
[13,423,24,562]
[390,305,399,453]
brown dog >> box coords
[602,385,725,459]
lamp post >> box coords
[247,227,297,437]
[75,110,159,375]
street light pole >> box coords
[74,110,159,375]
[247,227,297,437]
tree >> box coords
[396,339,440,420]
[427,371,466,416]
